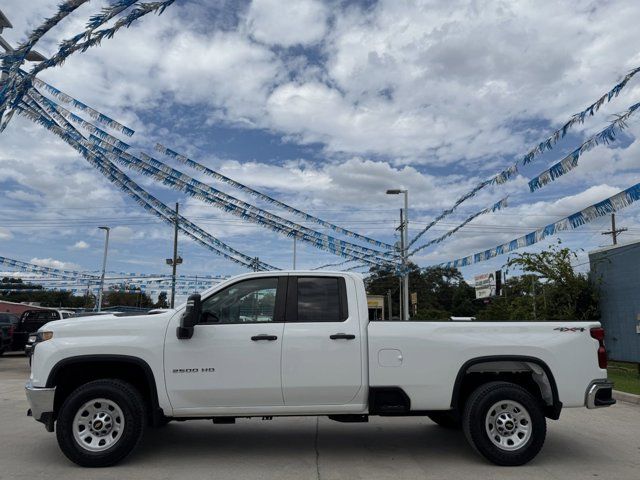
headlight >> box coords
[36,331,54,342]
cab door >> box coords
[164,276,286,413]
[281,275,363,406]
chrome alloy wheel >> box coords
[484,400,532,451]
[72,398,125,452]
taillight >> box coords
[8,325,14,337]
[590,327,607,369]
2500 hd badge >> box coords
[172,367,215,373]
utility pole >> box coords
[165,203,182,309]
[531,277,537,321]
[386,289,392,321]
[97,226,110,312]
[251,257,260,272]
[387,189,410,320]
[601,213,627,245]
[293,235,297,270]
[398,277,403,321]
[402,191,409,321]
[395,210,404,321]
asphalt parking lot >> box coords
[1,353,639,479]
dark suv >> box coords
[0,313,18,355]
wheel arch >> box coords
[46,354,164,425]
[450,355,562,420]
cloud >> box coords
[30,257,81,271]
[71,240,90,250]
[245,0,328,47]
[0,228,14,240]
[0,0,639,278]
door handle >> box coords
[251,334,278,341]
[330,333,356,340]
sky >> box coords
[1,0,640,296]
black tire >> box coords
[427,411,461,429]
[462,381,546,466]
[56,379,146,467]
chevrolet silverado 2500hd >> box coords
[25,271,615,467]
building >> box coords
[589,239,640,362]
[367,295,386,321]
[0,300,50,316]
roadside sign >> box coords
[475,271,501,299]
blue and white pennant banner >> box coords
[410,197,508,256]
[528,101,640,191]
[156,144,396,251]
[1,1,173,132]
[441,182,640,268]
[408,65,640,248]
[17,98,276,271]
[90,138,393,265]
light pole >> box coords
[97,226,110,312]
[386,189,409,320]
[0,10,47,77]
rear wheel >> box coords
[462,381,546,466]
[427,411,461,429]
[56,379,146,467]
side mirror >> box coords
[176,294,201,340]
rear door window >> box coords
[287,276,348,322]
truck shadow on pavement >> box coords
[127,419,595,468]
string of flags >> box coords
[0,256,98,280]
[20,72,394,268]
[21,91,274,271]
[32,77,135,137]
[3,2,640,275]
[410,197,508,256]
[440,182,640,269]
[1,1,172,132]
[312,259,357,270]
[155,144,396,251]
[407,65,640,249]
[18,97,277,271]
[93,142,394,265]
[528,101,640,192]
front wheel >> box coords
[462,381,546,466]
[56,379,146,467]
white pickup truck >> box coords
[25,271,615,468]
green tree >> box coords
[104,287,154,308]
[502,242,599,321]
[365,263,479,320]
[155,291,169,308]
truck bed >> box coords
[368,320,605,410]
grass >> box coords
[608,361,640,395]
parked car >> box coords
[26,271,614,467]
[13,309,74,352]
[0,313,18,355]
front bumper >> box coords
[25,381,55,424]
[585,380,616,408]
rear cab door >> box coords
[281,273,368,410]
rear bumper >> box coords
[25,381,55,424]
[585,380,616,409]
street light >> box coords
[0,9,47,64]
[386,189,409,320]
[97,226,110,312]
